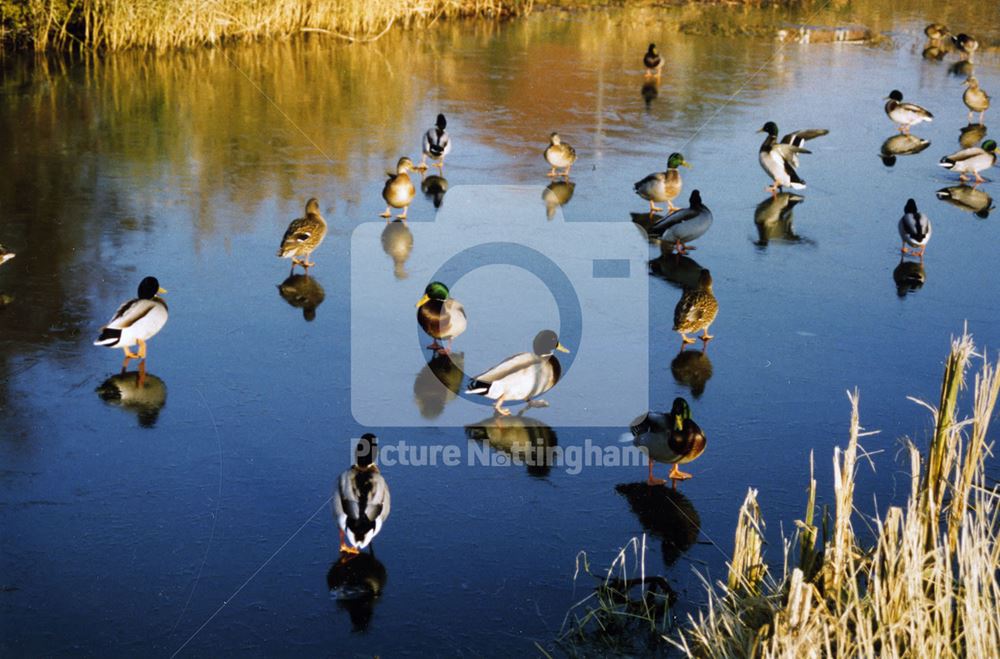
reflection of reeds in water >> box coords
[381,220,414,280]
[674,330,1000,657]
[277,274,325,321]
[464,415,557,477]
[671,347,712,398]
[327,552,388,632]
[96,371,167,427]
[413,352,465,419]
[616,483,700,566]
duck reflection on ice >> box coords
[948,59,973,79]
[420,172,448,209]
[893,257,926,298]
[542,180,575,220]
[671,346,713,398]
[641,79,659,109]
[879,133,930,167]
[413,352,466,419]
[959,123,987,149]
[465,415,558,477]
[615,483,700,566]
[936,185,994,218]
[649,250,703,290]
[754,192,811,247]
[96,371,167,428]
[327,551,387,632]
[380,219,414,281]
[277,273,325,321]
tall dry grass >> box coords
[5,0,533,51]
[674,329,1000,657]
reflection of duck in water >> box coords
[277,274,325,321]
[334,434,391,556]
[629,398,707,485]
[649,251,703,290]
[543,180,575,220]
[277,198,327,273]
[96,371,167,428]
[671,347,712,398]
[615,483,700,566]
[959,123,986,149]
[421,172,449,209]
[893,257,926,298]
[466,330,570,416]
[936,185,994,218]
[327,551,387,632]
[948,59,973,79]
[381,220,413,280]
[413,352,465,419]
[754,192,806,246]
[465,415,558,477]
[879,133,931,166]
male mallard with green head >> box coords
[418,113,452,171]
[898,198,932,260]
[963,77,990,124]
[884,90,933,134]
[466,330,570,416]
[416,281,467,355]
[94,276,169,377]
[634,152,690,213]
[277,198,327,273]
[674,269,718,346]
[544,133,577,178]
[334,433,391,556]
[939,139,997,184]
[643,43,663,78]
[630,397,707,485]
[758,121,828,194]
[381,157,416,220]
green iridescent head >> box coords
[667,152,691,169]
[670,397,691,430]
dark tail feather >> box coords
[466,379,490,395]
[93,327,122,346]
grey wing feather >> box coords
[473,352,536,383]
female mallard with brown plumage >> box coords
[277,198,327,273]
[674,269,718,346]
[634,152,690,213]
[381,157,416,219]
[416,281,467,355]
[544,133,577,178]
[963,77,990,124]
[629,397,707,485]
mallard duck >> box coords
[381,157,416,219]
[643,43,663,77]
[648,189,713,254]
[898,198,932,259]
[963,77,990,123]
[381,219,413,280]
[674,269,718,345]
[277,198,327,273]
[939,139,997,183]
[630,397,707,485]
[416,281,467,354]
[885,90,933,134]
[952,33,978,60]
[418,114,452,171]
[466,330,570,416]
[0,244,14,266]
[936,185,994,218]
[94,276,168,375]
[543,180,576,219]
[879,133,931,166]
[544,133,577,178]
[96,371,168,428]
[758,122,827,193]
[277,273,326,321]
[924,24,949,41]
[421,173,448,209]
[893,257,926,298]
[634,152,691,214]
[334,433,391,555]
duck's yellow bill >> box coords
[415,294,430,308]
[674,416,684,431]
[556,343,570,353]
[682,161,692,169]
[158,287,168,294]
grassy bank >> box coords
[0,0,533,51]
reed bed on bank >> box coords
[675,329,1000,657]
[2,0,533,51]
